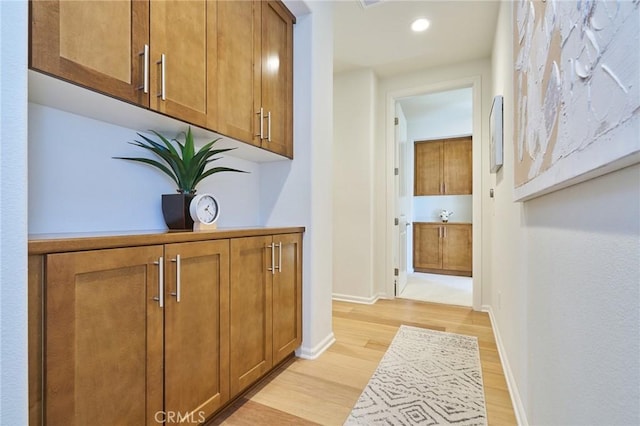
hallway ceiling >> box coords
[333,0,500,78]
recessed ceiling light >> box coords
[411,18,430,32]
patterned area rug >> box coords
[344,325,487,425]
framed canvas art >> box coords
[513,0,639,201]
[490,95,503,173]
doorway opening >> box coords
[385,76,482,310]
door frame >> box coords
[385,75,483,310]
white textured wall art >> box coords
[513,0,639,201]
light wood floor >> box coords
[209,299,517,425]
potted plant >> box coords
[115,127,245,229]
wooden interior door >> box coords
[443,136,473,194]
[272,233,302,364]
[164,240,230,424]
[45,246,164,426]
[442,224,472,274]
[216,0,262,146]
[413,223,442,271]
[260,1,294,158]
[149,0,216,127]
[414,141,442,195]
[30,0,149,106]
[229,236,273,396]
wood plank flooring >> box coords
[209,299,517,425]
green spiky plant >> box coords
[114,127,245,194]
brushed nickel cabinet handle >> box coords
[267,111,272,142]
[256,108,264,139]
[267,242,275,275]
[153,257,164,308]
[138,44,149,93]
[157,54,166,100]
[171,255,181,302]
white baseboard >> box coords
[332,292,382,304]
[296,332,336,360]
[482,304,529,426]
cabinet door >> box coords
[229,236,273,396]
[45,246,164,426]
[443,136,472,195]
[30,0,149,106]
[413,223,442,271]
[272,233,302,364]
[442,224,472,274]
[149,0,216,127]
[216,0,262,146]
[164,240,230,423]
[414,141,442,195]
[260,1,294,158]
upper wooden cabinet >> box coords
[216,0,294,158]
[30,0,150,106]
[414,137,472,195]
[30,0,295,158]
[149,0,217,128]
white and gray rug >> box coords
[345,325,487,425]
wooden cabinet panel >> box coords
[414,142,442,196]
[229,232,302,396]
[149,0,216,127]
[414,137,472,195]
[45,246,164,426]
[28,256,44,426]
[272,233,302,364]
[215,0,294,157]
[413,223,442,270]
[442,224,472,273]
[413,223,472,276]
[261,0,294,158]
[216,0,262,146]
[164,240,230,423]
[443,137,473,195]
[30,0,150,106]
[229,236,273,396]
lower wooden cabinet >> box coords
[28,229,303,425]
[44,246,165,425]
[229,233,302,396]
[163,240,230,424]
[413,223,472,276]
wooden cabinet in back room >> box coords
[413,222,472,276]
[414,136,472,196]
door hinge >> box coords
[394,217,399,225]
[394,167,399,176]
[394,268,399,276]
[394,117,399,125]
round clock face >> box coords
[189,194,219,224]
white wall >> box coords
[413,196,472,223]
[262,0,335,358]
[490,2,640,424]
[332,69,377,302]
[28,104,261,233]
[0,1,29,424]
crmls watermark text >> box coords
[155,411,206,424]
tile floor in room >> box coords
[397,272,473,306]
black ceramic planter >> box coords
[162,193,195,230]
